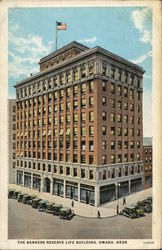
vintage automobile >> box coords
[52,204,63,216]
[26,195,38,206]
[121,205,139,219]
[147,196,152,203]
[45,202,55,213]
[38,200,47,212]
[32,198,42,208]
[137,200,152,213]
[18,193,27,202]
[22,195,33,204]
[13,190,21,199]
[8,189,15,199]
[59,207,74,220]
[131,204,145,217]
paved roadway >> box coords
[8,199,152,239]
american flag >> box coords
[56,22,67,30]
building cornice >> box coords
[14,46,145,88]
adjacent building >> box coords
[143,145,152,189]
[14,41,145,206]
[8,99,16,184]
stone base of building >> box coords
[15,169,143,207]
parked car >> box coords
[13,190,21,199]
[121,205,139,219]
[46,202,55,213]
[59,207,74,220]
[52,204,63,216]
[26,195,38,206]
[18,193,27,202]
[32,198,42,208]
[22,195,33,204]
[8,189,15,199]
[147,196,152,203]
[38,200,47,212]
[131,204,145,217]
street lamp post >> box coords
[115,183,120,214]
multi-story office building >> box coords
[14,41,145,206]
[143,145,152,189]
[8,99,16,184]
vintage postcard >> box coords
[0,0,162,249]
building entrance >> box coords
[53,178,64,197]
[80,184,94,206]
[44,177,50,193]
[66,181,78,200]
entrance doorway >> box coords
[44,177,51,193]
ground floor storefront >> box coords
[16,170,143,207]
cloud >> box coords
[8,21,53,79]
[130,50,152,64]
[78,36,97,44]
[143,74,152,79]
[132,7,152,45]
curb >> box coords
[74,213,118,219]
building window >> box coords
[81,126,86,136]
[111,155,115,164]
[43,163,46,171]
[102,111,107,121]
[67,71,72,83]
[81,98,86,108]
[124,115,128,123]
[81,141,86,150]
[66,102,70,111]
[118,141,122,149]
[89,81,94,92]
[73,141,78,150]
[125,166,128,175]
[137,153,140,161]
[81,155,86,164]
[81,64,86,78]
[66,114,70,123]
[73,85,78,95]
[74,100,78,110]
[60,166,63,174]
[118,155,122,163]
[89,96,94,107]
[124,102,128,110]
[66,167,70,175]
[81,169,85,178]
[130,141,134,149]
[73,168,77,177]
[111,83,115,94]
[48,164,51,172]
[102,81,107,92]
[73,127,78,136]
[66,87,71,97]
[89,126,94,136]
[81,112,86,122]
[73,154,78,163]
[89,155,94,165]
[89,111,94,122]
[89,141,94,151]
[102,141,106,150]
[81,83,86,93]
[124,154,128,162]
[124,87,128,97]
[111,141,115,150]
[118,127,122,136]
[137,141,140,149]
[124,128,128,136]
[102,126,106,135]
[111,99,115,108]
[117,114,122,123]
[110,67,115,79]
[118,101,122,110]
[118,86,122,96]
[137,129,140,136]
[102,155,107,165]
[102,97,106,106]
[111,127,115,136]
[74,67,79,81]
[89,170,93,180]
[74,113,78,123]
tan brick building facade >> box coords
[143,145,152,189]
[14,41,145,206]
[8,99,16,184]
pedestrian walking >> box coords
[123,197,126,205]
[116,205,119,214]
[97,210,101,219]
[71,200,74,207]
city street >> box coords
[8,199,152,239]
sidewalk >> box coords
[8,184,152,219]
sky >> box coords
[8,7,152,137]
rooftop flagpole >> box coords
[56,21,58,51]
